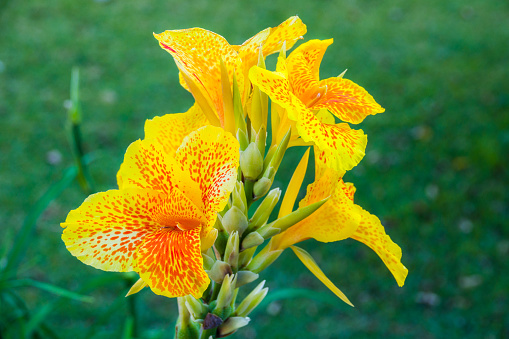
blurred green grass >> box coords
[1,0,508,338]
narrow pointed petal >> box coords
[290,246,353,306]
[278,148,310,218]
[175,126,240,230]
[287,39,333,99]
[62,189,162,272]
[313,77,385,124]
[144,104,209,156]
[154,29,244,125]
[351,209,408,286]
[117,138,203,212]
[126,278,148,297]
[134,227,210,298]
[292,94,367,171]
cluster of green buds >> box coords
[172,52,330,338]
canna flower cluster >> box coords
[62,16,407,338]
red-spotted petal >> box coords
[313,77,385,124]
[144,104,209,156]
[134,227,209,298]
[272,171,361,250]
[249,67,296,119]
[154,28,244,125]
[175,126,239,230]
[62,189,162,272]
[287,39,333,100]
[117,138,203,212]
[262,16,307,56]
[351,209,408,286]
[292,94,367,171]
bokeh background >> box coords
[1,0,508,338]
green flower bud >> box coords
[240,232,264,251]
[249,188,281,231]
[224,231,239,269]
[214,274,236,319]
[176,297,201,339]
[240,143,263,180]
[235,280,269,317]
[238,246,257,269]
[246,243,283,274]
[222,206,248,235]
[202,253,215,271]
[232,181,247,214]
[236,270,259,288]
[206,260,233,283]
[253,177,272,198]
[183,295,208,320]
[217,317,251,337]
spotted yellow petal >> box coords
[313,77,385,124]
[117,138,203,212]
[144,104,209,156]
[249,67,296,119]
[175,126,239,231]
[292,94,367,171]
[272,170,361,250]
[287,39,333,100]
[154,28,244,126]
[134,227,209,298]
[62,188,164,272]
[237,16,306,81]
[351,209,408,286]
[262,16,307,56]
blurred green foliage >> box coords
[0,0,507,338]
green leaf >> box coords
[1,278,94,303]
[3,165,78,278]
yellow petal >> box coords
[272,172,361,250]
[126,278,147,297]
[154,28,244,126]
[117,138,204,212]
[201,228,218,252]
[351,209,408,286]
[313,77,385,124]
[292,94,367,171]
[134,227,210,298]
[278,148,310,218]
[262,16,307,57]
[249,67,296,119]
[287,39,333,100]
[144,104,209,156]
[290,246,353,306]
[62,188,163,272]
[175,126,240,231]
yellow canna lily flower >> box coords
[272,150,408,289]
[153,16,306,129]
[61,125,239,298]
[249,39,385,171]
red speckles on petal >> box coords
[175,126,239,231]
[292,94,367,171]
[154,28,244,125]
[144,104,209,157]
[62,189,163,272]
[134,227,209,298]
[351,210,408,286]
